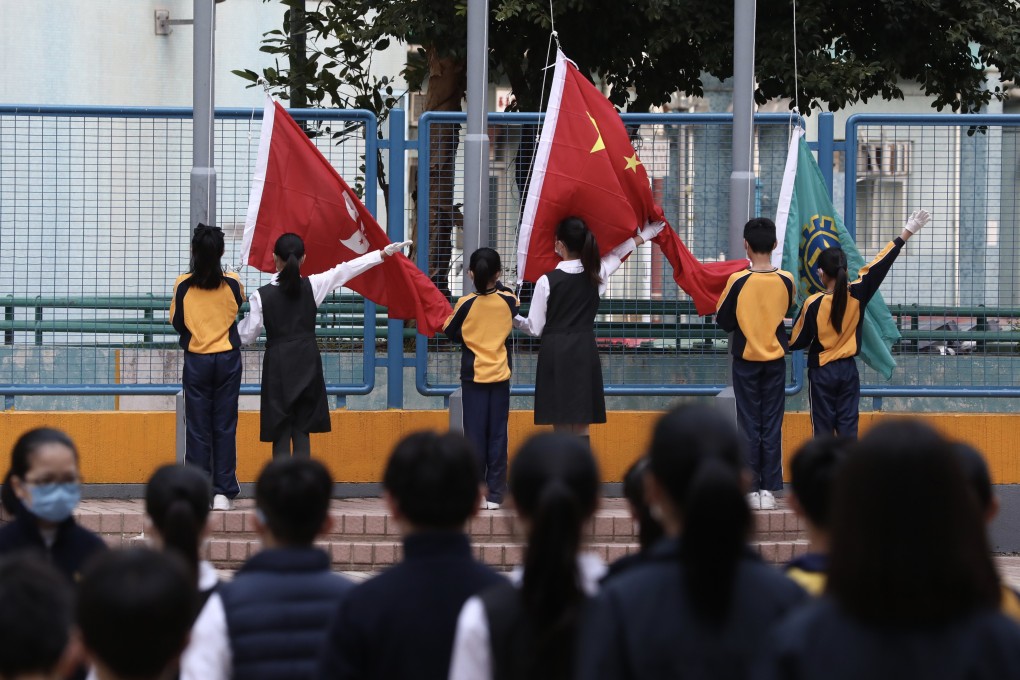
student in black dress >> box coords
[514,217,663,443]
[238,233,410,457]
[171,224,245,511]
[760,421,1020,680]
[449,433,604,680]
[0,428,106,582]
[576,405,807,680]
[443,248,518,509]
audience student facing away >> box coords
[760,421,1020,680]
[577,404,808,680]
[183,457,352,680]
[0,428,106,582]
[449,432,604,680]
[77,548,195,680]
[0,555,78,680]
[603,456,664,581]
[784,436,850,595]
[317,431,502,680]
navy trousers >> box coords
[183,350,241,498]
[732,358,786,492]
[461,380,510,504]
[808,357,860,439]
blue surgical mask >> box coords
[28,483,81,523]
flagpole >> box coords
[728,0,757,258]
[191,0,216,231]
[463,0,491,295]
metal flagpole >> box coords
[462,0,491,295]
[729,0,757,257]
[191,0,217,231]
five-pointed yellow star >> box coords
[587,112,606,153]
[624,153,643,172]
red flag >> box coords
[242,96,452,336]
[517,50,747,315]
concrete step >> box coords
[3,497,808,571]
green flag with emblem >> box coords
[775,131,900,380]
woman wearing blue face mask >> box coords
[0,428,106,581]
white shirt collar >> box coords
[555,259,584,273]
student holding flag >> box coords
[790,210,930,438]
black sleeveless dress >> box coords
[257,279,330,441]
[534,269,606,425]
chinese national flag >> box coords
[517,50,747,315]
[241,96,452,336]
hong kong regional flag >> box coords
[241,95,452,336]
[517,50,747,315]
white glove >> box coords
[904,209,930,234]
[382,240,413,257]
[638,220,666,243]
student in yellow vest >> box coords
[789,209,930,439]
[784,435,851,595]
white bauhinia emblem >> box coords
[340,192,370,254]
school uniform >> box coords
[790,238,905,438]
[576,537,808,680]
[448,553,606,680]
[757,597,1020,680]
[238,251,385,455]
[0,508,106,582]
[443,283,518,504]
[784,552,828,596]
[172,271,245,498]
[715,268,795,492]
[316,531,502,680]
[515,238,636,426]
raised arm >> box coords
[236,290,265,345]
[851,210,929,306]
[308,240,412,306]
[598,221,666,293]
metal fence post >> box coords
[387,109,407,409]
[817,112,835,198]
[175,390,186,465]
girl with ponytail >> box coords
[172,224,245,511]
[443,248,518,509]
[145,465,214,596]
[449,433,602,680]
[238,232,410,458]
[514,216,664,444]
[576,405,807,680]
[790,209,930,438]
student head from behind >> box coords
[789,435,851,549]
[468,247,502,294]
[0,555,78,680]
[383,431,480,533]
[189,223,226,290]
[954,442,998,522]
[555,216,602,288]
[743,217,778,256]
[2,427,82,524]
[828,420,1001,626]
[77,548,195,680]
[272,232,307,297]
[815,247,850,333]
[145,464,212,583]
[645,404,750,624]
[622,457,664,552]
[254,457,335,547]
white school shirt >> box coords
[513,238,637,338]
[447,553,607,680]
[237,250,385,345]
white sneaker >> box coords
[484,501,501,510]
[759,490,777,510]
[747,491,761,510]
[212,494,232,511]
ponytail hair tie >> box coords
[195,223,223,235]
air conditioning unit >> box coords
[857,141,911,177]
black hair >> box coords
[382,431,479,529]
[622,457,663,552]
[273,232,306,297]
[468,247,501,294]
[789,435,850,530]
[145,465,211,584]
[827,420,1001,626]
[510,433,600,680]
[189,223,226,290]
[0,555,74,677]
[817,247,849,333]
[556,217,602,289]
[648,405,750,626]
[255,457,334,546]
[77,548,195,680]
[743,217,777,255]
[2,427,79,515]
[954,442,993,514]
